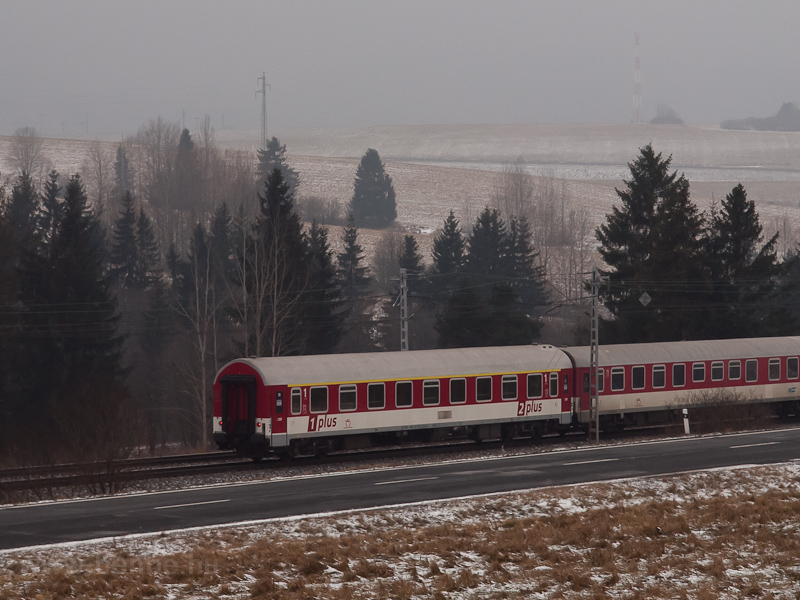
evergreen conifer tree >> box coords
[350,148,396,227]
[303,221,344,354]
[113,145,133,199]
[40,170,63,243]
[174,129,200,211]
[337,215,372,300]
[256,137,300,196]
[464,207,508,278]
[596,144,712,342]
[399,235,424,273]
[209,202,233,290]
[110,191,139,288]
[507,216,547,309]
[8,172,39,245]
[18,175,125,418]
[431,211,465,277]
[706,184,791,337]
[136,208,161,288]
[248,168,309,356]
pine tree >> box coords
[596,145,711,342]
[399,235,424,273]
[18,175,125,419]
[465,207,508,278]
[303,221,344,354]
[256,137,300,197]
[174,128,200,211]
[136,208,161,288]
[337,215,371,300]
[435,283,485,348]
[350,148,396,227]
[246,168,310,356]
[8,172,39,245]
[110,191,139,288]
[113,145,133,199]
[432,211,465,277]
[209,202,233,289]
[506,216,548,311]
[40,170,63,244]
[706,184,791,338]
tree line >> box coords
[0,126,548,462]
[1,129,797,464]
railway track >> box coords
[1,418,785,499]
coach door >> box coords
[560,371,572,424]
[271,387,288,448]
[221,376,256,438]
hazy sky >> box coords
[1,0,798,137]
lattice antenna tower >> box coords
[256,72,271,148]
[633,32,643,123]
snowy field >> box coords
[2,459,800,599]
[3,124,800,252]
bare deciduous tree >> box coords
[81,140,115,225]
[8,127,49,180]
[372,229,402,291]
[491,159,535,221]
[771,212,796,259]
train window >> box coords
[502,375,518,400]
[692,363,705,383]
[729,361,741,380]
[549,372,559,397]
[309,387,328,413]
[396,381,413,408]
[291,388,302,415]
[598,370,604,392]
[788,357,799,379]
[339,384,357,412]
[423,380,440,406]
[610,367,624,392]
[368,383,385,410]
[652,365,666,389]
[450,378,466,404]
[631,366,645,390]
[673,364,686,387]
[527,373,543,398]
[583,373,590,393]
[711,362,724,382]
[769,358,781,381]
[746,359,758,382]
[476,377,493,402]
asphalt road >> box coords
[2,427,799,551]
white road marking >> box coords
[563,458,619,466]
[729,442,780,449]
[375,476,439,486]
[154,499,231,510]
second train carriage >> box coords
[213,344,574,458]
[563,336,800,429]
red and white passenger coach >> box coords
[213,337,800,458]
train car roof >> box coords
[563,336,800,368]
[216,344,572,386]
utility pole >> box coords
[256,72,271,148]
[633,32,643,123]
[589,267,608,443]
[392,269,409,351]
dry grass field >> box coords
[2,462,800,600]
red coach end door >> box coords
[271,387,288,448]
[221,376,256,440]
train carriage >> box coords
[564,336,800,428]
[213,344,574,458]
